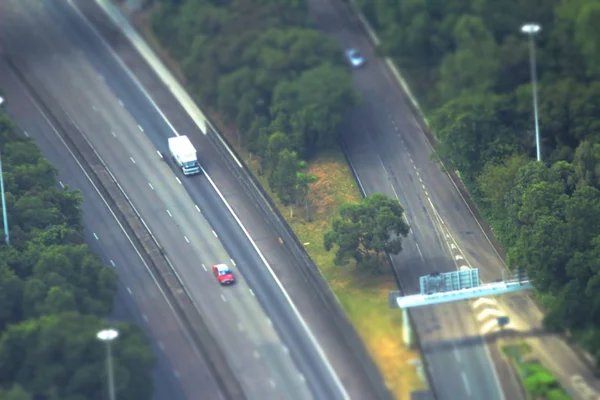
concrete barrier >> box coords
[76,0,394,398]
[3,54,246,400]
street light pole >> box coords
[521,23,542,161]
[0,95,9,245]
[97,328,119,400]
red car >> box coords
[212,263,235,285]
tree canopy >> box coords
[0,111,154,398]
[324,193,410,269]
[151,0,356,159]
[151,0,358,218]
[359,0,600,365]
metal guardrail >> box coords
[75,1,396,398]
[3,53,246,400]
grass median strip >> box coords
[131,8,425,399]
[234,145,425,399]
[502,341,570,400]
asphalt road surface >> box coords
[309,0,600,399]
[58,0,391,398]
[0,0,377,399]
[0,59,213,400]
[0,1,311,399]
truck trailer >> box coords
[168,135,201,176]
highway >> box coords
[0,1,312,399]
[0,58,213,400]
[0,0,389,399]
[307,3,509,399]
[310,0,600,398]
[61,0,391,398]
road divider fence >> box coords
[77,0,395,398]
[3,53,246,400]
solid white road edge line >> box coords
[16,78,206,364]
[203,171,349,399]
[71,2,350,397]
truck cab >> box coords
[180,158,200,175]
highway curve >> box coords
[0,57,215,400]
[0,0,392,399]
[308,0,600,399]
[308,0,522,399]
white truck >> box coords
[168,135,201,176]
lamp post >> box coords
[521,23,542,161]
[0,95,9,245]
[97,328,119,400]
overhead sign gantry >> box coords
[391,269,532,345]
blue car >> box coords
[345,48,365,68]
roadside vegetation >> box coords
[356,0,600,367]
[0,111,154,399]
[145,0,424,397]
[503,342,570,399]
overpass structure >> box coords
[391,269,533,345]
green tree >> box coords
[27,245,117,318]
[271,64,357,157]
[573,140,600,188]
[504,160,549,231]
[296,170,317,221]
[0,384,32,400]
[574,1,600,78]
[477,154,529,215]
[564,186,600,249]
[269,149,301,207]
[0,313,154,400]
[508,215,572,292]
[324,193,409,268]
[0,110,154,396]
[265,132,290,170]
[0,265,23,331]
[517,181,569,226]
[430,93,521,180]
[437,15,500,102]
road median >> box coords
[3,53,245,400]
[79,0,404,398]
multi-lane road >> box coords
[6,0,596,398]
[308,2,512,398]
[0,0,392,399]
[310,0,600,399]
[0,0,312,398]
[0,0,398,399]
[0,58,208,400]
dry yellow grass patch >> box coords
[253,150,426,399]
[133,11,426,399]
